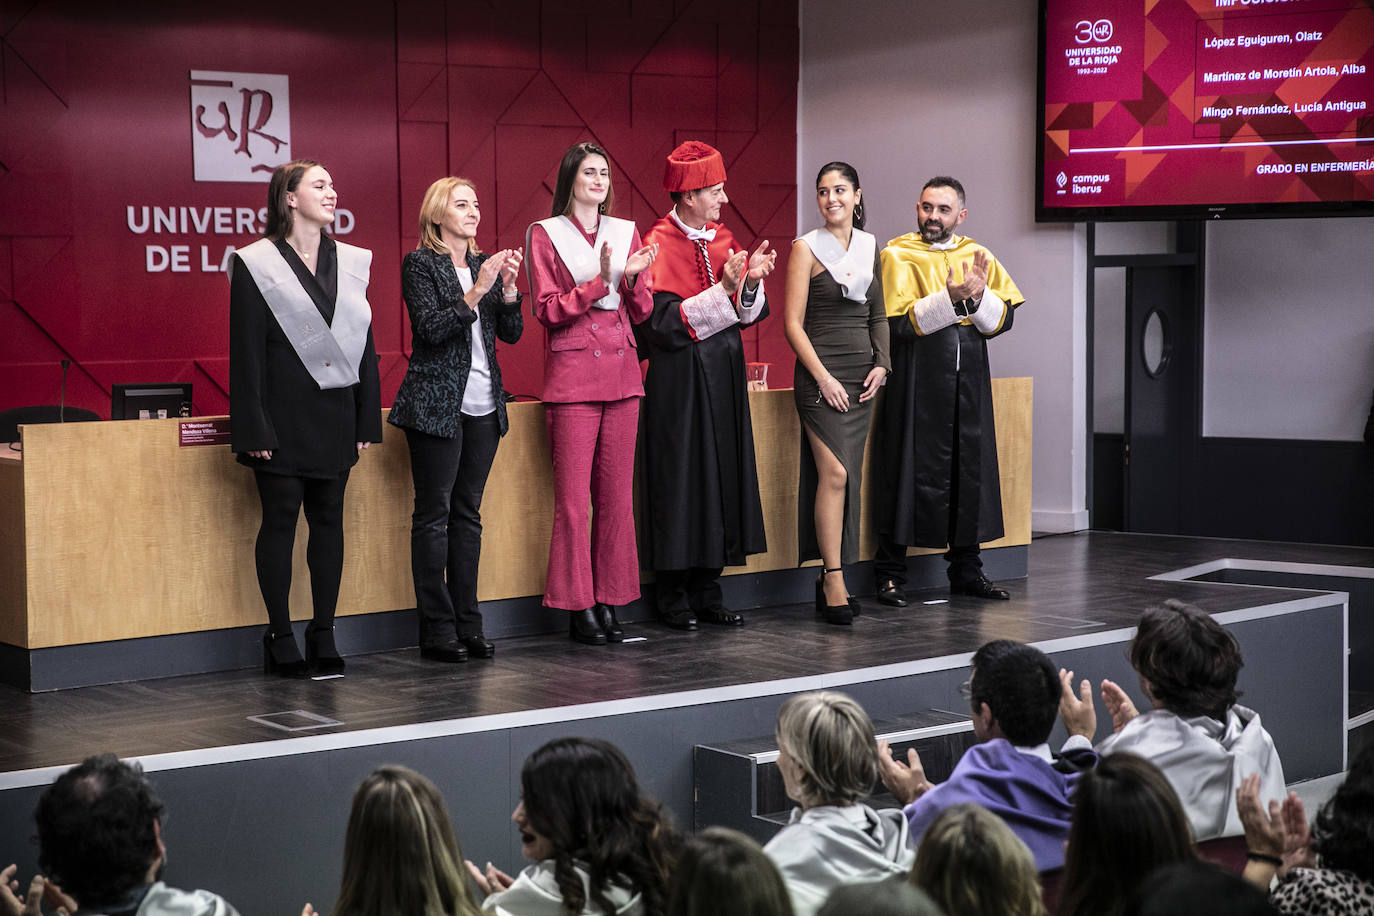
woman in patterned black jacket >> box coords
[388,177,523,664]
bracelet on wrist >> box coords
[1246,851,1283,867]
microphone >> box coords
[60,359,70,422]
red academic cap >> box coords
[663,141,727,193]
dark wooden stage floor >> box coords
[1,531,1369,776]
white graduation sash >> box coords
[233,237,373,390]
[799,228,875,303]
[528,215,634,311]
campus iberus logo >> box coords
[189,71,290,182]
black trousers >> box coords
[253,469,350,636]
[654,567,725,615]
[404,415,500,647]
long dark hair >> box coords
[521,737,679,916]
[1313,743,1374,882]
[1058,754,1196,916]
[265,158,328,241]
[550,142,616,219]
[815,160,865,230]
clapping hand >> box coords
[876,739,934,807]
[721,248,749,296]
[498,248,523,290]
[1236,773,1313,879]
[1058,668,1098,740]
[0,866,75,916]
[945,249,989,303]
[624,243,658,282]
[465,859,515,898]
[744,240,776,287]
[1101,679,1140,733]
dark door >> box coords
[1124,264,1198,533]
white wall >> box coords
[1203,218,1374,441]
[799,0,1089,533]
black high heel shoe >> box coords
[304,621,345,675]
[570,608,607,646]
[816,568,854,626]
[263,630,310,678]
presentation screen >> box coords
[1037,0,1374,221]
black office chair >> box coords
[0,405,101,444]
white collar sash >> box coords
[529,215,634,311]
[233,238,373,389]
[799,228,874,303]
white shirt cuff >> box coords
[970,291,1007,334]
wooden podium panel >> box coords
[0,380,1031,650]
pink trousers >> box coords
[543,398,641,610]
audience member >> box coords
[1239,743,1374,913]
[1,753,238,916]
[909,803,1045,916]
[666,827,794,916]
[1057,752,1196,916]
[322,765,481,916]
[879,640,1096,871]
[764,692,914,916]
[817,879,944,916]
[467,737,679,916]
[1058,598,1285,840]
[1126,860,1277,916]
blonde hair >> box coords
[775,691,879,808]
[910,803,1045,916]
[417,177,481,256]
[333,765,481,916]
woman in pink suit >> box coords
[526,142,658,646]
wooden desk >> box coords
[0,380,1030,649]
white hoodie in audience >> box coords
[763,803,915,916]
[482,860,641,916]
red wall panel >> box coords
[0,1,799,416]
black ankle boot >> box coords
[305,621,345,675]
[570,608,607,646]
[263,629,310,678]
[593,604,625,643]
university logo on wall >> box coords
[189,71,290,182]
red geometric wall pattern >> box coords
[0,0,799,417]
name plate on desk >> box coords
[179,418,232,447]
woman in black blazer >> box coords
[230,158,383,678]
[388,177,523,663]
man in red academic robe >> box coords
[636,141,776,630]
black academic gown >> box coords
[229,236,383,478]
[635,217,768,571]
[874,309,1014,549]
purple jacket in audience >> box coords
[904,738,1096,871]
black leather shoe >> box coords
[659,609,699,631]
[876,579,909,607]
[305,621,345,675]
[593,604,625,643]
[950,576,1011,600]
[700,605,744,626]
[570,608,608,645]
[420,642,469,663]
[459,635,495,658]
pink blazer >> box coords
[528,222,654,403]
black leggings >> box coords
[253,469,349,635]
